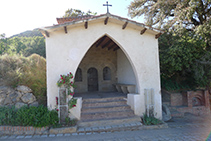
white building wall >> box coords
[45,21,162,119]
[117,50,137,91]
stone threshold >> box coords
[77,121,168,134]
[0,122,168,136]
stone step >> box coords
[80,96,141,128]
[81,110,135,121]
[82,100,127,108]
[81,105,131,113]
[83,97,126,103]
[78,116,142,127]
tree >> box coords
[159,31,208,90]
[0,35,45,58]
[63,8,97,17]
[0,34,10,55]
[128,0,211,90]
[128,0,211,49]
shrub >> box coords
[0,106,59,127]
[0,54,47,105]
[142,113,162,125]
[141,109,162,125]
[0,106,17,125]
[65,117,77,126]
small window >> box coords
[103,67,111,80]
[75,68,82,82]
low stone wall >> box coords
[0,85,38,108]
[162,89,210,116]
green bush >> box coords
[142,113,162,125]
[0,106,59,127]
[65,117,77,127]
[0,54,47,105]
[0,106,17,125]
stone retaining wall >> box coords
[0,85,38,108]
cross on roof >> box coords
[103,1,112,13]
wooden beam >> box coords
[113,47,120,51]
[122,21,128,29]
[102,40,112,48]
[45,31,50,37]
[108,44,116,50]
[140,28,147,35]
[96,36,107,47]
[155,33,162,39]
[84,21,88,29]
[64,26,67,34]
[104,17,109,25]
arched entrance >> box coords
[87,67,98,91]
[74,35,137,93]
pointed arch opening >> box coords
[74,34,138,94]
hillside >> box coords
[10,28,43,38]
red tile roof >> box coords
[56,15,94,24]
[40,13,164,35]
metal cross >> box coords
[103,1,112,13]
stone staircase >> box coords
[78,97,141,127]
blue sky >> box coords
[0,0,144,37]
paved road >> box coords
[1,114,211,141]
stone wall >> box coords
[0,85,38,108]
[162,89,210,116]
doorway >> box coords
[87,67,98,91]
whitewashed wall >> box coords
[45,21,162,119]
[117,49,137,91]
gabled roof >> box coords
[39,13,164,38]
[56,15,93,24]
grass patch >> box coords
[0,105,59,127]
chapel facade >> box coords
[40,13,163,119]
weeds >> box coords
[0,54,46,105]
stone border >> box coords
[0,122,167,136]
[77,122,168,134]
[0,126,49,135]
[140,122,168,130]
[49,126,77,134]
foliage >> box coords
[128,0,211,52]
[68,98,77,109]
[10,29,43,38]
[159,31,210,90]
[128,0,211,90]
[0,34,45,57]
[0,54,47,105]
[57,72,77,109]
[128,0,210,31]
[0,106,59,127]
[0,106,17,125]
[57,72,75,95]
[63,8,97,17]
[0,34,9,55]
[142,113,162,125]
[65,117,77,126]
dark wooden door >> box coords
[87,68,98,91]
